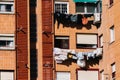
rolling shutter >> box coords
[77,70,98,80]
[77,34,97,44]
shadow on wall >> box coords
[85,56,102,69]
[57,56,102,69]
[54,12,100,29]
[30,0,38,80]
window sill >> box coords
[76,12,94,15]
[0,12,15,15]
[76,47,97,49]
[109,41,115,45]
[100,46,103,48]
[0,47,15,51]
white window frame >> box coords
[0,1,14,14]
[0,34,15,50]
[110,26,115,43]
[54,1,69,14]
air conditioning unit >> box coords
[94,13,101,23]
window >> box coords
[111,63,116,80]
[54,2,69,14]
[0,34,15,50]
[56,71,70,80]
[110,26,115,43]
[99,34,103,47]
[76,2,101,14]
[77,70,98,80]
[76,33,98,48]
[0,0,14,13]
[109,0,113,6]
[0,71,14,80]
[54,36,69,49]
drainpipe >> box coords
[15,0,18,79]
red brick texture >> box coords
[16,0,28,80]
[42,0,53,80]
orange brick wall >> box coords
[0,3,16,80]
[0,11,16,70]
[0,15,15,33]
[0,51,16,69]
[98,0,120,80]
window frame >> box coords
[0,1,14,14]
[76,33,98,49]
[110,25,115,43]
[99,34,103,47]
[111,63,116,80]
[54,36,69,49]
[54,1,69,14]
[0,34,15,50]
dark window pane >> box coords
[0,41,6,47]
[76,3,84,13]
[76,44,97,48]
[54,36,69,49]
[110,0,113,5]
[55,4,61,13]
[6,4,12,11]
[87,3,95,13]
[62,4,67,13]
[112,72,116,78]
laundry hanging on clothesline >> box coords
[54,12,93,26]
[53,47,102,67]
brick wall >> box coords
[16,0,28,80]
[42,0,53,80]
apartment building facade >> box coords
[2,0,120,80]
[0,0,30,80]
[98,0,120,80]
[0,0,103,80]
[0,0,54,80]
[54,0,102,80]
